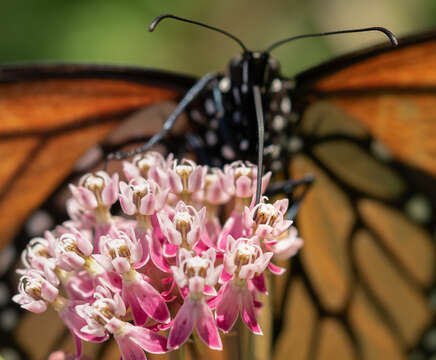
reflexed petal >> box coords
[195,300,222,350]
[268,262,286,275]
[132,277,170,323]
[73,334,83,359]
[123,284,148,326]
[21,299,47,313]
[254,252,273,274]
[115,334,147,360]
[240,289,262,335]
[168,298,196,349]
[216,282,240,333]
[149,233,171,273]
[128,325,168,354]
[251,274,267,294]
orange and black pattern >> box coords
[0,32,436,360]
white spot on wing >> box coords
[280,97,291,114]
[25,210,54,237]
[221,145,236,160]
[272,115,286,131]
[0,308,18,331]
[0,246,15,277]
[206,131,218,146]
[74,146,103,171]
[271,79,282,93]
[287,136,303,153]
[371,140,392,162]
[405,195,432,224]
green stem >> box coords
[168,346,185,360]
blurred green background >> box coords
[0,0,436,79]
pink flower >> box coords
[168,249,222,350]
[243,198,292,240]
[220,161,271,200]
[215,280,262,335]
[107,318,167,359]
[99,229,169,325]
[119,178,169,218]
[69,171,118,224]
[123,152,172,188]
[54,229,94,272]
[168,159,207,197]
[271,226,304,261]
[75,286,125,339]
[76,286,167,358]
[157,201,205,249]
[21,233,58,285]
[66,197,96,229]
[54,228,121,293]
[216,237,272,334]
[194,170,230,205]
[223,237,272,281]
[13,150,307,357]
[13,269,58,313]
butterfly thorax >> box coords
[188,51,294,169]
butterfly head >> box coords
[228,51,280,88]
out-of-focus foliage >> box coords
[0,0,435,77]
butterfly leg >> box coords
[266,175,314,220]
[105,72,218,164]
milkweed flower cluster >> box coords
[13,152,303,359]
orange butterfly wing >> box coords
[298,31,436,175]
[273,32,436,360]
[0,64,195,251]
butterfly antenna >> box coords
[265,26,398,53]
[253,85,265,206]
[105,72,217,165]
[149,14,248,52]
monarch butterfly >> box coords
[1,13,436,360]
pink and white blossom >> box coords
[100,229,170,325]
[13,269,59,313]
[119,178,169,218]
[13,151,305,358]
[157,201,205,249]
[220,161,271,200]
[216,237,273,334]
[76,286,167,358]
[123,152,172,188]
[168,249,222,350]
[69,171,118,225]
[168,159,207,198]
[244,198,292,240]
